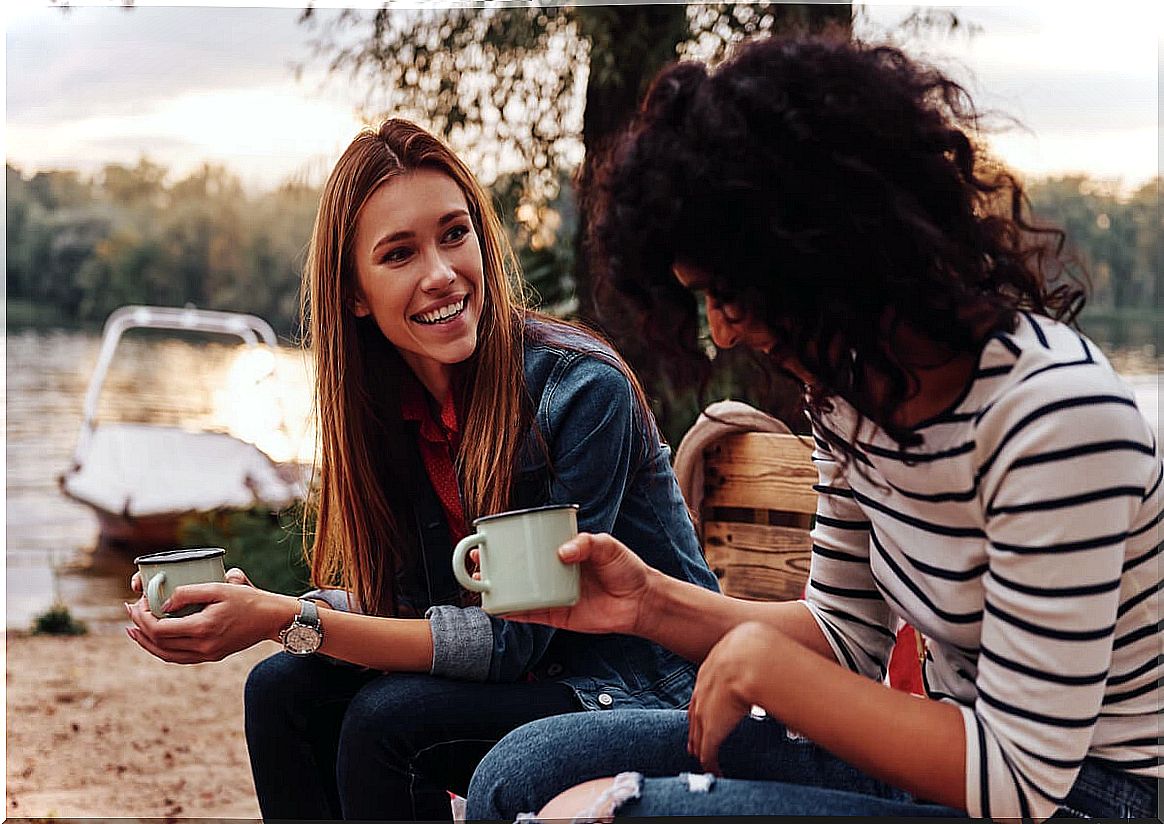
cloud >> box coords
[6,6,323,125]
[6,2,1159,193]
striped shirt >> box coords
[801,312,1162,820]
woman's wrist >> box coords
[262,592,304,644]
[635,567,684,641]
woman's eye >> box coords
[443,225,470,243]
[382,247,411,264]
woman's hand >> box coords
[125,571,290,664]
[130,566,254,596]
[687,621,788,775]
[502,532,655,636]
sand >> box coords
[5,628,279,820]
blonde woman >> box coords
[126,119,717,821]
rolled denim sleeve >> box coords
[485,354,641,682]
[426,604,494,680]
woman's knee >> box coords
[334,673,445,767]
[467,716,582,819]
[467,711,685,820]
[538,777,622,821]
[244,652,369,729]
[244,652,301,722]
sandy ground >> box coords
[5,628,279,820]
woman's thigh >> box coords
[341,672,581,747]
[337,674,581,798]
[468,709,914,819]
[244,652,379,741]
[467,709,694,819]
[612,772,965,818]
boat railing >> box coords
[73,305,282,463]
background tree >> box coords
[301,2,852,441]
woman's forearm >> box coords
[637,571,836,663]
[260,593,435,672]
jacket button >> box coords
[546,663,563,676]
[597,692,614,708]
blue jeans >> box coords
[244,652,580,820]
[467,709,1159,819]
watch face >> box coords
[284,623,322,655]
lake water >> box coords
[5,329,316,631]
[4,328,1159,630]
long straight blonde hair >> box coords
[302,119,530,616]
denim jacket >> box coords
[311,318,718,710]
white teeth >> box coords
[415,297,465,325]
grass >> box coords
[178,503,312,596]
[31,604,89,636]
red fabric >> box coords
[887,624,926,696]
[401,374,469,544]
[802,583,925,696]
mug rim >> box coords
[473,503,579,526]
[133,546,226,565]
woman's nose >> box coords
[707,304,739,349]
[420,254,457,291]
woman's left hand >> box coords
[687,620,791,775]
[125,581,292,665]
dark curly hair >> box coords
[590,33,1085,449]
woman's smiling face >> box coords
[351,168,486,393]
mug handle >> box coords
[147,571,167,618]
[452,534,490,593]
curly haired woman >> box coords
[467,34,1161,820]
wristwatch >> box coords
[279,598,324,656]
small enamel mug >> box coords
[133,547,226,618]
[451,504,581,615]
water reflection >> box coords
[5,330,314,630]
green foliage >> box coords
[31,604,89,636]
[178,502,313,596]
[492,170,577,315]
[1026,176,1161,314]
[5,162,317,337]
[301,5,850,214]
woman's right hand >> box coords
[503,532,654,636]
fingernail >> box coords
[559,542,579,560]
[124,602,133,614]
[161,601,172,614]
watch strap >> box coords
[297,597,320,628]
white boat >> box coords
[59,305,308,551]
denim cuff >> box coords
[425,605,492,681]
[301,588,360,613]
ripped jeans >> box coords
[467,709,1159,819]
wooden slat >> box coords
[703,433,818,514]
[703,520,812,602]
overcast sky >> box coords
[5,1,1160,193]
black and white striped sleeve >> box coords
[966,369,1156,820]
[801,425,896,681]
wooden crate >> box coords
[700,432,816,602]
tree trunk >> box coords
[572,4,690,325]
[572,3,852,328]
[571,5,852,445]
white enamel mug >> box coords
[452,504,580,615]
